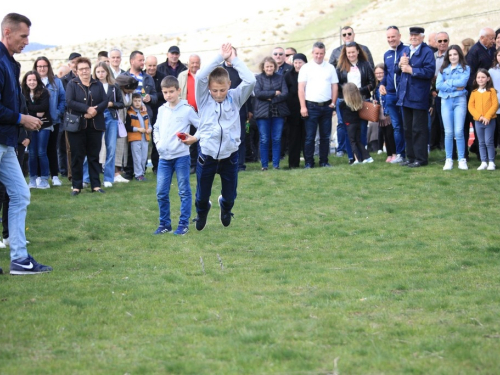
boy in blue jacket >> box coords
[183,43,256,230]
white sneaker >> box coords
[82,182,89,188]
[443,159,453,170]
[362,157,374,163]
[36,177,41,186]
[0,240,5,249]
[487,162,496,171]
[114,175,130,183]
[103,181,113,188]
[351,160,360,165]
[390,155,403,164]
[377,150,383,155]
[458,159,468,170]
[477,162,488,170]
[52,176,62,186]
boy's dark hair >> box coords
[161,75,179,89]
[208,66,230,85]
[132,93,142,100]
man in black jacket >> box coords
[157,46,187,78]
[328,26,374,69]
[61,52,81,90]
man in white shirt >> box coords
[298,42,339,168]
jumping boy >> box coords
[183,43,256,230]
[153,76,199,235]
[125,93,151,181]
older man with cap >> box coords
[396,26,435,168]
[157,46,187,78]
[61,52,81,89]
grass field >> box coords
[1,150,500,374]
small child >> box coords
[125,93,151,180]
[339,83,373,164]
[183,43,256,230]
[152,76,199,236]
[468,68,499,170]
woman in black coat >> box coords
[65,57,108,195]
[254,57,290,170]
[336,42,376,162]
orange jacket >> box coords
[125,108,150,142]
[468,88,499,121]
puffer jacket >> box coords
[254,72,290,119]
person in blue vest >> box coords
[396,27,436,168]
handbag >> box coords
[62,111,83,132]
[358,101,381,123]
[114,87,128,138]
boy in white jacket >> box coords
[183,43,256,231]
[153,76,199,235]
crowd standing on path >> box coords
[1,10,500,275]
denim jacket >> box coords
[46,76,66,124]
[436,64,470,99]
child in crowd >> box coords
[125,93,151,180]
[339,83,373,164]
[468,68,499,170]
[183,43,256,230]
[153,76,199,236]
[373,63,396,162]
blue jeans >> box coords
[156,155,191,227]
[256,117,284,168]
[28,129,50,180]
[103,110,118,183]
[441,95,467,160]
[385,93,406,157]
[0,145,30,261]
[196,150,238,216]
[475,119,496,162]
[304,102,334,166]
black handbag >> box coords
[62,111,82,132]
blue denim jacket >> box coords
[46,77,66,124]
[436,64,470,99]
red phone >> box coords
[176,132,187,140]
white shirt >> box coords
[298,60,339,102]
[347,65,362,88]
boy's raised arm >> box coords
[228,54,256,109]
[195,53,224,107]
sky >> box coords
[4,0,302,46]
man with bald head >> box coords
[178,54,201,173]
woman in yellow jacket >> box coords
[468,68,499,170]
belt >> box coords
[306,100,332,107]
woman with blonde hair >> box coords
[461,38,475,56]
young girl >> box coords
[339,83,373,164]
[468,68,499,170]
[373,63,396,162]
[436,45,470,171]
[21,70,51,189]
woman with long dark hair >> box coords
[21,70,51,189]
[33,56,66,185]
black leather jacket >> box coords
[336,60,375,99]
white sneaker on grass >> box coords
[477,162,488,170]
[114,175,129,183]
[52,176,62,186]
[390,154,403,164]
[82,182,89,188]
[443,159,453,170]
[0,241,5,249]
[458,159,468,170]
[362,157,374,164]
[487,162,496,171]
[103,182,113,188]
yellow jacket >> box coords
[125,108,150,142]
[468,88,499,121]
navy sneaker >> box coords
[304,164,312,169]
[174,225,189,236]
[218,195,234,227]
[153,225,172,235]
[10,255,52,275]
[193,201,211,231]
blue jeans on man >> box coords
[156,155,191,228]
[196,151,238,216]
[385,92,406,158]
[304,102,334,167]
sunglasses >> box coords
[273,52,284,56]
[437,39,448,43]
[342,32,353,37]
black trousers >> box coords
[189,124,198,169]
[347,121,370,161]
[67,125,103,190]
[378,124,396,156]
[402,107,429,164]
[287,113,305,168]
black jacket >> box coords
[25,89,50,118]
[329,44,374,69]
[150,70,166,124]
[61,70,76,90]
[277,62,293,76]
[104,83,124,119]
[254,72,290,119]
[284,69,300,116]
[65,77,108,131]
[157,59,187,78]
[466,42,496,90]
[336,60,375,99]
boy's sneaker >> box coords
[174,225,189,236]
[37,179,50,189]
[36,177,41,186]
[28,180,37,189]
[103,182,113,188]
[193,201,211,231]
[458,158,468,170]
[443,158,453,170]
[10,254,53,275]
[218,195,234,227]
[52,176,62,186]
[135,175,146,181]
[153,225,172,235]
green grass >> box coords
[1,151,500,374]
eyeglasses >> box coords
[273,52,284,56]
[342,32,353,37]
[36,65,48,69]
[437,39,448,43]
[77,67,90,72]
